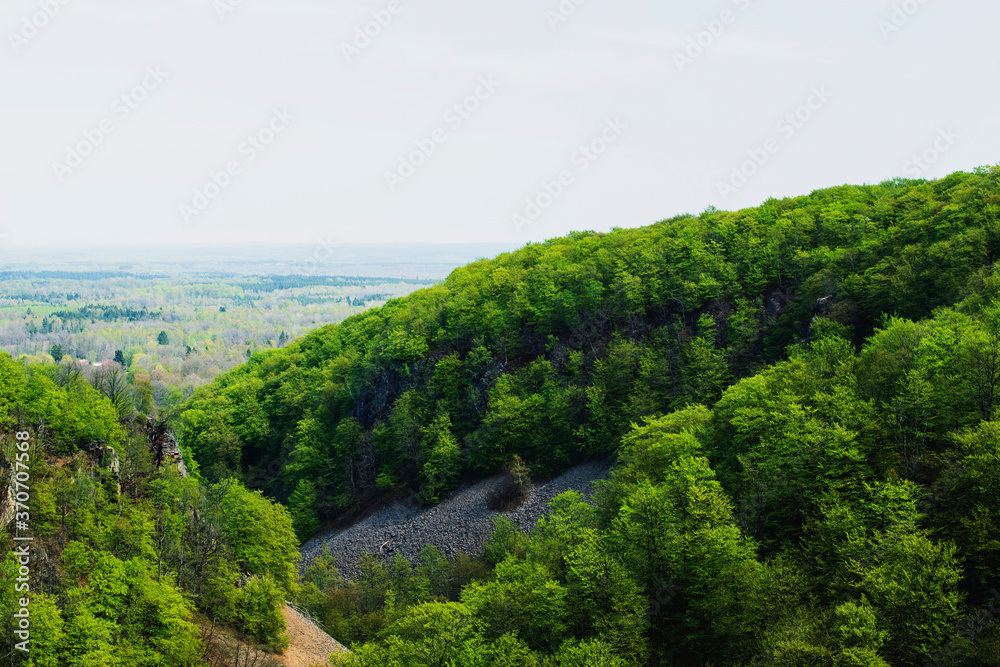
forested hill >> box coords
[9,167,994,665]
[178,168,1000,535]
[0,354,303,664]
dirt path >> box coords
[279,605,348,667]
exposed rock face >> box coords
[1,420,187,528]
[815,294,837,316]
[765,286,793,319]
[0,482,14,529]
[81,439,121,494]
[147,417,188,477]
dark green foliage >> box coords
[142,167,1000,664]
[180,169,1000,534]
[315,265,1000,664]
[418,412,461,504]
[50,304,162,323]
[482,515,529,567]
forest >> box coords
[178,167,1000,665]
[0,269,433,414]
[0,351,301,665]
[3,168,1000,665]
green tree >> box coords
[215,480,301,593]
[846,532,964,664]
[236,574,290,651]
[462,558,569,651]
[483,515,529,567]
[288,478,320,540]
[419,412,461,504]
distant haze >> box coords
[1,0,997,249]
[0,243,521,279]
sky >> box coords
[0,0,998,249]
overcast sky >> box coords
[1,0,997,249]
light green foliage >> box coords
[289,477,320,540]
[56,542,202,666]
[372,601,476,662]
[549,638,630,667]
[0,353,27,429]
[216,479,301,593]
[0,360,317,666]
[483,515,529,566]
[596,405,712,515]
[462,557,570,651]
[832,600,889,663]
[562,531,648,662]
[236,574,290,651]
[59,605,116,667]
[331,620,537,667]
[24,593,65,667]
[178,169,1000,527]
[526,491,598,580]
[845,532,964,664]
[418,412,462,503]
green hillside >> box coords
[181,168,1000,665]
[180,168,1000,534]
[7,167,1000,665]
[0,354,301,664]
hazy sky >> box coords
[1,0,997,249]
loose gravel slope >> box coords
[300,460,612,578]
[280,605,348,666]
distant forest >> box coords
[0,272,432,412]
